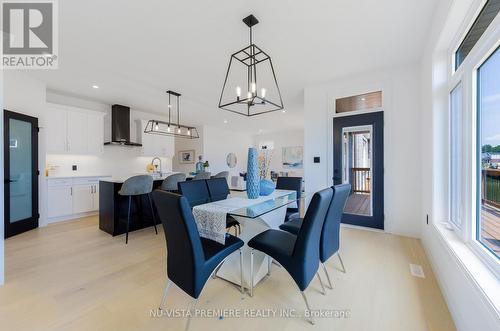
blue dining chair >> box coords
[247,187,333,324]
[206,177,230,201]
[276,177,302,222]
[279,184,351,288]
[152,190,244,330]
[177,179,210,207]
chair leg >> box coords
[239,248,244,294]
[300,291,315,325]
[211,260,225,279]
[338,253,346,273]
[322,262,333,289]
[250,248,254,297]
[147,193,158,235]
[267,256,272,276]
[159,279,172,309]
[316,272,326,295]
[126,196,131,244]
[185,298,199,331]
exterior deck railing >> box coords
[482,169,500,209]
[351,167,371,193]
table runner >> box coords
[192,191,293,244]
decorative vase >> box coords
[259,179,275,196]
[246,148,260,199]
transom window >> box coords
[455,0,500,70]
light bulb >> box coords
[247,91,252,100]
[177,127,181,134]
[236,86,241,97]
[261,88,266,98]
[167,126,171,132]
[154,122,159,131]
[250,82,256,93]
[187,129,191,136]
[168,104,172,109]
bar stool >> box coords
[118,175,157,244]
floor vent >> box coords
[409,264,425,278]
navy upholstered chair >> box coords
[206,177,230,201]
[152,190,244,329]
[247,187,333,324]
[193,172,211,180]
[280,184,351,288]
[276,177,302,222]
[118,175,157,244]
[177,180,210,207]
[161,173,186,192]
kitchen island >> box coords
[99,176,166,236]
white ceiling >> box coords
[26,0,437,134]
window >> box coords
[450,83,463,229]
[335,91,382,113]
[477,46,500,259]
[455,0,500,70]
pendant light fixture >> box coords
[144,90,199,139]
[218,14,284,116]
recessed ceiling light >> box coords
[92,85,99,89]
[361,97,366,101]
[223,119,228,124]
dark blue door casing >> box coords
[333,111,384,229]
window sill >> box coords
[432,222,500,317]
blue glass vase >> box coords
[246,148,260,199]
[259,179,275,196]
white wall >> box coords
[253,130,304,177]
[173,125,253,178]
[304,64,423,238]
[202,125,252,177]
[420,0,500,330]
[172,127,204,174]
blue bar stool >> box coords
[118,175,157,244]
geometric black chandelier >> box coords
[144,90,199,139]
[218,14,284,117]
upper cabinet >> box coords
[46,104,105,155]
[139,120,174,157]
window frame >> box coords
[447,0,500,278]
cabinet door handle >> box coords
[70,187,73,195]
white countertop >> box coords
[99,172,179,183]
[45,174,112,179]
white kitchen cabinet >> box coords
[140,120,174,157]
[46,107,68,153]
[47,176,109,223]
[45,104,104,155]
[72,184,94,214]
[67,111,89,154]
[47,179,73,218]
[87,112,104,154]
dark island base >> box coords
[99,180,164,236]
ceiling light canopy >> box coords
[218,14,284,117]
[144,90,199,139]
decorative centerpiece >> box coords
[258,148,276,196]
[246,148,260,199]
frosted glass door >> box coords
[4,110,39,238]
[9,119,33,222]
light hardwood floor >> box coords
[0,216,456,331]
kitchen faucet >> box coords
[151,157,162,174]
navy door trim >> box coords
[333,111,384,230]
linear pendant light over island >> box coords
[218,14,284,116]
[144,90,199,139]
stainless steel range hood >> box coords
[104,104,142,146]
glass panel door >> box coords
[4,110,39,238]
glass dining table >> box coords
[197,189,303,294]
